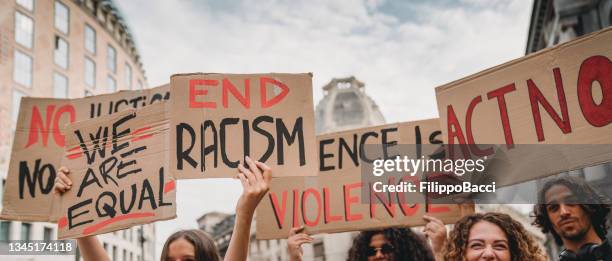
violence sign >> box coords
[170,73,316,179]
[435,27,612,186]
[57,102,175,239]
[1,86,170,222]
[256,119,473,239]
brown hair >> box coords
[531,176,610,245]
[160,229,220,261]
[443,212,547,261]
[346,227,434,261]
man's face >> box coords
[367,233,395,261]
[544,184,591,241]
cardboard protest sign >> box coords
[57,102,175,239]
[170,73,316,179]
[1,86,170,222]
[435,28,612,186]
[256,119,474,239]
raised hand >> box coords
[235,156,272,216]
[423,215,447,261]
[287,226,313,261]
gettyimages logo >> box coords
[371,156,487,177]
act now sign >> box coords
[435,27,612,186]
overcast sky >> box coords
[115,0,533,256]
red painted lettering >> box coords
[301,188,322,227]
[26,104,75,148]
[343,182,363,222]
[487,84,517,148]
[527,68,571,141]
[446,105,470,159]
[323,187,342,224]
[260,77,289,108]
[189,79,218,108]
[577,55,612,127]
[465,96,493,156]
[222,79,250,109]
[268,191,288,229]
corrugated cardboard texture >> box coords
[169,73,316,179]
[256,119,474,239]
[57,102,175,239]
[1,85,169,222]
[435,27,612,186]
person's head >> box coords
[346,227,434,261]
[444,212,547,261]
[160,229,220,261]
[532,176,610,245]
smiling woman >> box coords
[443,212,547,261]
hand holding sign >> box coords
[54,167,73,194]
[422,215,448,255]
[235,156,272,216]
[287,226,313,261]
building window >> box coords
[21,223,31,240]
[85,24,96,54]
[12,89,26,123]
[15,12,33,49]
[125,63,132,89]
[43,227,53,241]
[107,75,116,93]
[113,246,117,261]
[54,1,69,34]
[313,241,325,261]
[0,221,10,241]
[54,36,69,69]
[107,45,116,73]
[53,72,68,98]
[13,50,32,87]
[17,0,34,11]
[85,57,96,88]
[123,249,127,261]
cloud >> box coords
[115,0,533,256]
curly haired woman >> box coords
[286,226,434,261]
[442,212,547,261]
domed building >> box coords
[315,76,386,134]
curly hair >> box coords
[531,176,610,245]
[443,212,547,261]
[346,227,434,261]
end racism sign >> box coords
[1,86,170,222]
[170,73,316,179]
[57,102,175,239]
[435,28,612,186]
[256,119,473,239]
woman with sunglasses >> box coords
[287,226,434,261]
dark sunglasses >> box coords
[366,243,395,256]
